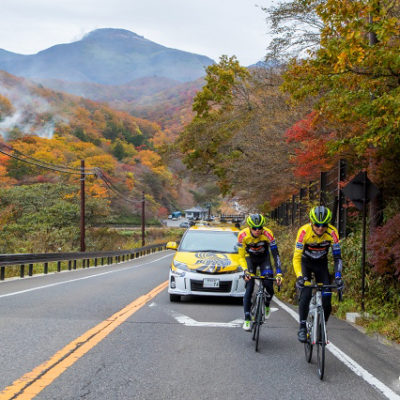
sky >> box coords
[0,0,273,66]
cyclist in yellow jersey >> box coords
[238,214,283,331]
[293,206,344,342]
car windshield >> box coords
[179,230,238,253]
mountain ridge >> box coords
[0,28,215,85]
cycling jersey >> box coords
[237,227,282,274]
[293,223,342,278]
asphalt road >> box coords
[0,251,399,400]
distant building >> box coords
[184,207,208,220]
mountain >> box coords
[247,59,281,69]
[0,28,214,85]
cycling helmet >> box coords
[246,213,265,228]
[309,206,332,225]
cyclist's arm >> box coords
[329,226,343,276]
[237,230,248,272]
[293,227,306,277]
[263,228,282,274]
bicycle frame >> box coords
[304,283,341,380]
[243,274,280,352]
[307,289,327,346]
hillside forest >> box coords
[0,70,198,253]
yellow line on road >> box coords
[0,281,168,400]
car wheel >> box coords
[169,294,181,302]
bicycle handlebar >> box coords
[305,283,343,301]
[240,273,282,291]
[305,283,340,289]
[240,273,278,281]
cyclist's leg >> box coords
[299,262,313,322]
[243,257,256,321]
[314,265,331,322]
[298,262,312,342]
[260,258,274,307]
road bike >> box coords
[303,283,342,380]
[245,274,280,352]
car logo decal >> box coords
[194,253,231,272]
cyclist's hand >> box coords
[244,271,251,281]
[296,276,305,289]
[335,277,344,290]
[335,272,344,290]
[275,273,283,286]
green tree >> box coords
[191,55,250,118]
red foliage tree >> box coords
[285,112,334,181]
[368,214,400,280]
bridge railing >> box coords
[0,243,167,281]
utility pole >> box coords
[141,191,145,246]
[80,160,86,252]
[368,5,383,229]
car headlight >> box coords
[171,259,190,276]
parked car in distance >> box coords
[179,221,190,228]
[166,225,245,302]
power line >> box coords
[96,169,143,204]
[0,143,97,175]
[0,142,143,203]
[0,148,97,175]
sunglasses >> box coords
[314,223,328,228]
[251,227,263,231]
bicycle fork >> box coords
[309,307,328,345]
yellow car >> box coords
[166,225,245,302]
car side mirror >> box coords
[166,241,178,250]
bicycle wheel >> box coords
[304,314,313,363]
[254,297,263,352]
[251,295,259,341]
[316,310,326,380]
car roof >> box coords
[187,225,240,232]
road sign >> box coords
[342,171,379,210]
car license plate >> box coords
[203,278,220,288]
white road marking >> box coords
[0,253,173,299]
[169,307,279,328]
[171,310,242,328]
[272,296,400,400]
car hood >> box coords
[174,252,242,274]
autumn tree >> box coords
[178,56,310,210]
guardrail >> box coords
[0,243,167,281]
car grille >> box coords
[190,279,232,293]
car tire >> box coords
[169,294,181,302]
